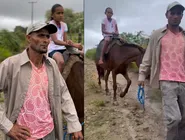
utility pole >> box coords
[28,1,37,25]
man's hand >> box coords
[138,81,145,87]
[72,131,83,140]
[7,124,31,140]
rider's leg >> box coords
[99,37,110,64]
[48,50,65,74]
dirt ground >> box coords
[85,58,165,140]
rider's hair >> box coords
[50,4,63,20]
[105,7,112,14]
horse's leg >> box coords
[120,70,131,98]
[105,70,110,95]
[96,64,101,85]
[98,72,101,86]
[112,70,119,105]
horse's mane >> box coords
[122,43,145,54]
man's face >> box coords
[27,28,50,54]
[166,6,184,27]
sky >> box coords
[0,0,83,31]
[1,0,185,52]
[84,0,185,51]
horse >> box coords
[62,52,84,134]
[95,37,145,105]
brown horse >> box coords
[95,38,145,105]
[62,54,84,133]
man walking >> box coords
[138,1,185,140]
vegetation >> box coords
[0,8,83,62]
[85,48,96,60]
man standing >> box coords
[138,1,185,140]
[0,21,83,140]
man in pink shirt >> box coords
[138,1,185,140]
[0,22,83,140]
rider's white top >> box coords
[102,17,117,37]
[48,20,68,53]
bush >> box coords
[67,33,84,44]
[0,47,12,62]
[85,48,96,60]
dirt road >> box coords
[85,59,165,140]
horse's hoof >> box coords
[113,101,119,106]
[120,92,126,98]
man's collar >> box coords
[20,48,52,66]
[161,24,185,34]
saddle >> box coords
[62,54,83,80]
[62,47,83,80]
[105,35,127,54]
[96,35,127,62]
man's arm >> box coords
[138,35,154,84]
[0,59,31,139]
[59,75,82,133]
[0,60,14,134]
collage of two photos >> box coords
[0,0,185,140]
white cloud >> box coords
[84,29,102,52]
[0,16,33,31]
[0,0,83,31]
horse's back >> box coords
[63,55,84,123]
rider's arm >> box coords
[62,23,81,49]
[51,33,69,46]
[63,22,68,42]
[115,23,119,35]
[63,32,67,42]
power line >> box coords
[28,1,37,25]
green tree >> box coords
[0,26,27,61]
[0,29,20,53]
[120,31,149,48]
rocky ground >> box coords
[85,58,165,140]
